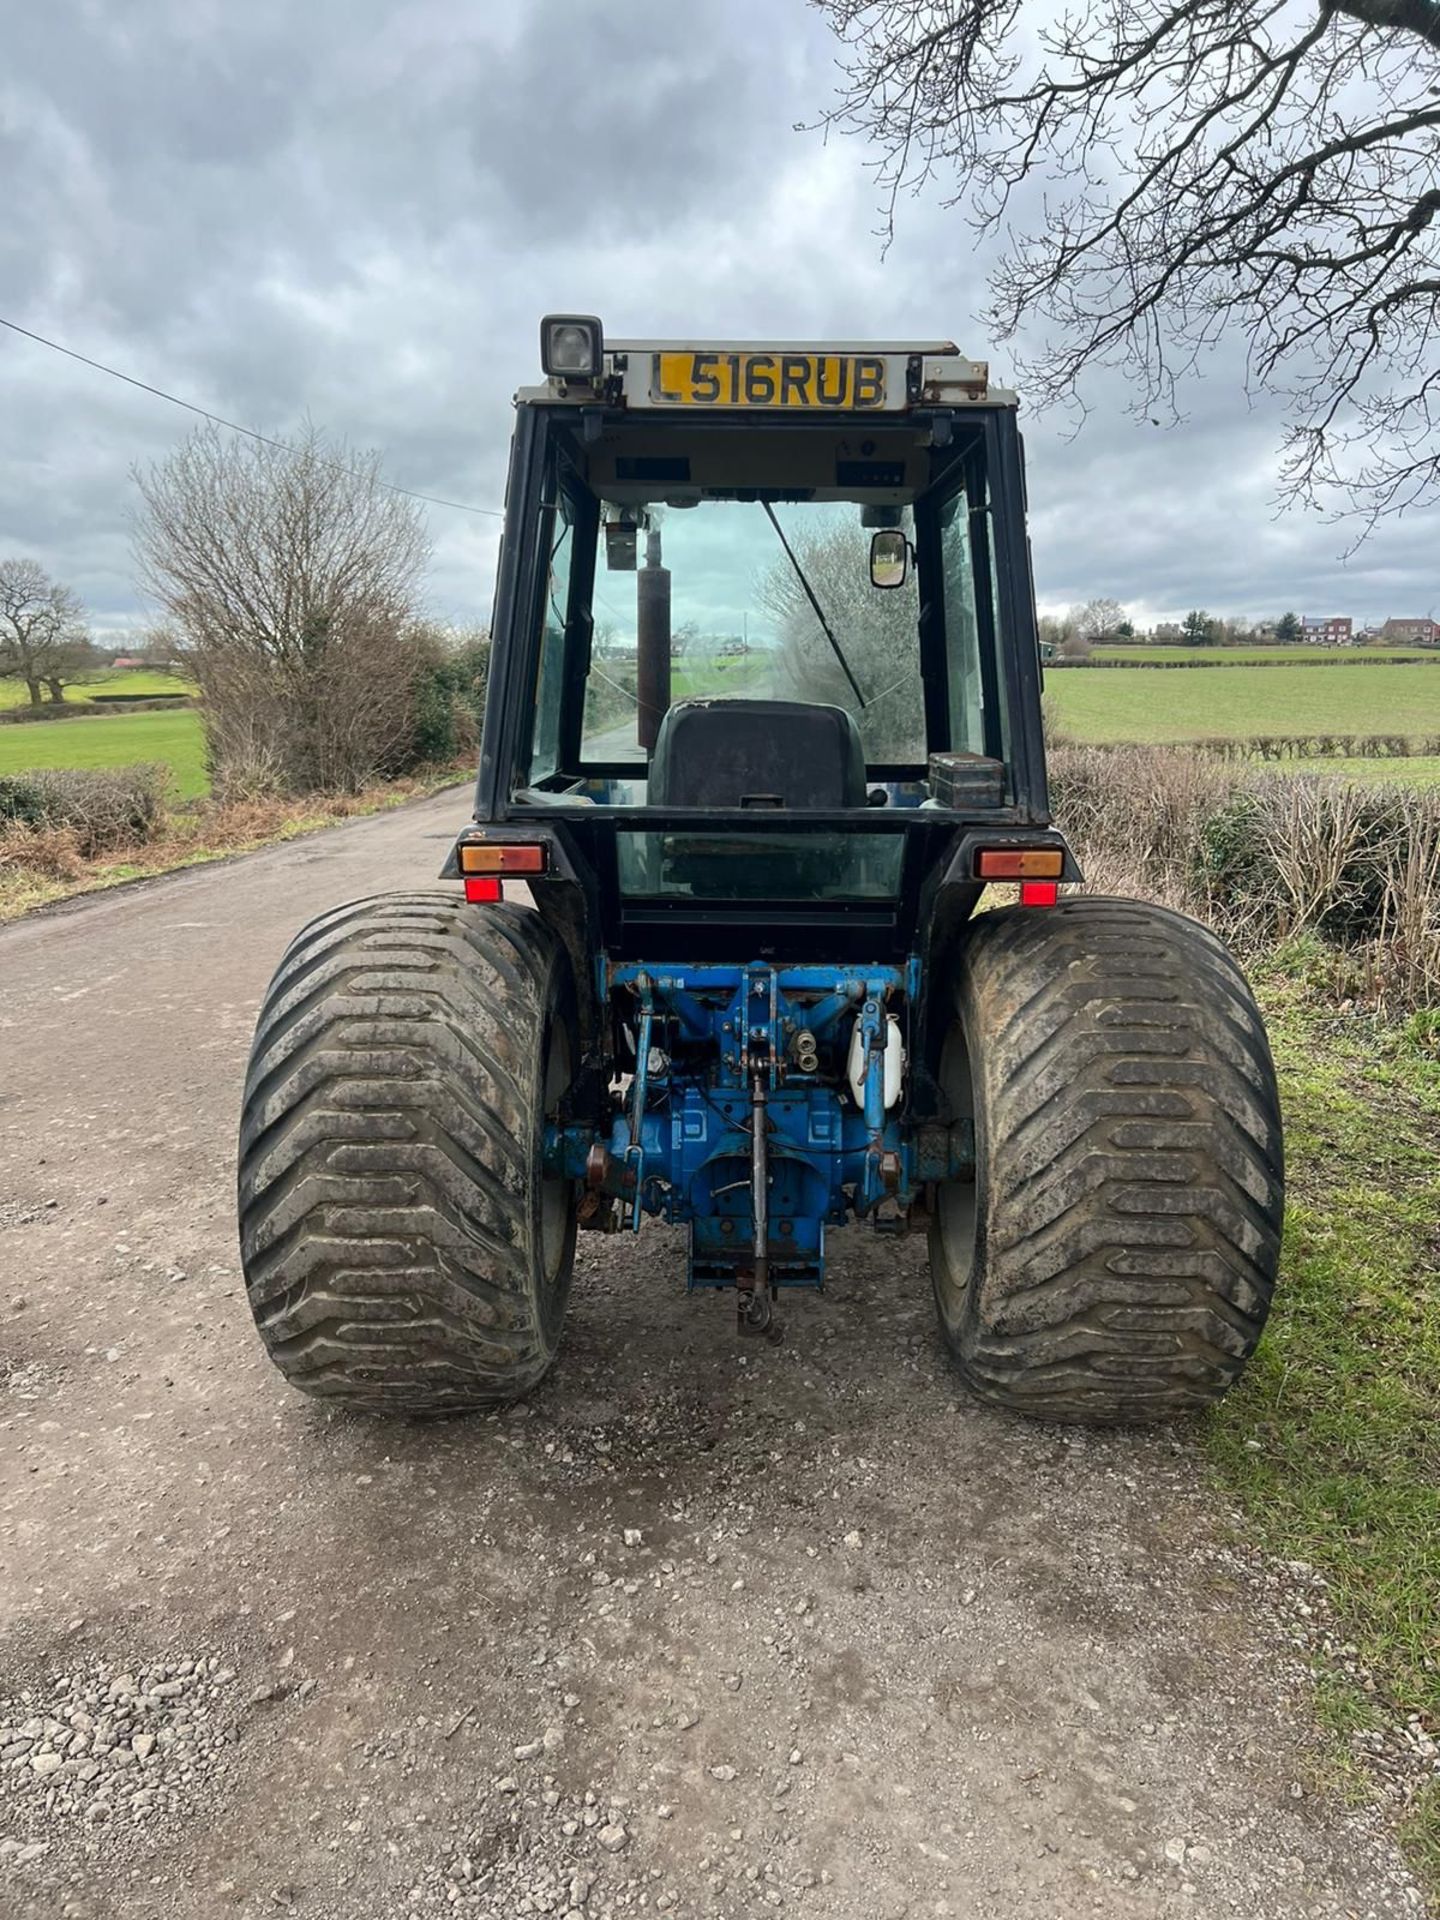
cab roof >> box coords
[518,336,1013,411]
[606,338,964,354]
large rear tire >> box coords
[928,896,1284,1423]
[238,893,579,1415]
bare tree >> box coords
[813,2,1440,523]
[760,519,925,760]
[134,625,192,679]
[134,424,430,794]
[1072,597,1127,645]
[0,560,96,705]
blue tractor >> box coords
[238,319,1285,1423]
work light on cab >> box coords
[541,315,603,380]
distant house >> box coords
[109,654,146,670]
[1301,616,1353,644]
[1378,617,1438,646]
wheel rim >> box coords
[539,1018,574,1293]
[933,1017,978,1328]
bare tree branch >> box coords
[810,0,1440,526]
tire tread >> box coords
[931,896,1284,1423]
[238,894,574,1415]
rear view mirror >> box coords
[869,528,909,590]
[605,522,639,571]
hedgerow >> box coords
[1050,744,1440,1009]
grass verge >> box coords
[1207,963,1440,1895]
[0,766,471,922]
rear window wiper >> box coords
[761,501,868,709]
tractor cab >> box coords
[462,320,1067,967]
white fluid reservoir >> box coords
[847,1015,905,1111]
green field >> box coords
[1091,645,1434,664]
[3,659,1438,800]
[0,709,207,798]
[1047,661,1440,742]
[0,670,191,709]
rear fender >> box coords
[442,823,606,1119]
[906,825,1082,1124]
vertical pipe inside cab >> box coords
[636,526,671,754]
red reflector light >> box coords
[1020,881,1059,908]
[464,876,502,903]
[975,847,1065,879]
[457,842,547,875]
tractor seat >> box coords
[648,699,866,810]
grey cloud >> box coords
[0,0,1435,642]
[461,0,779,243]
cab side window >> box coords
[529,492,575,786]
[938,487,986,756]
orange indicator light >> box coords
[975,847,1065,880]
[457,843,548,876]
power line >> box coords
[0,313,504,519]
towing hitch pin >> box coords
[741,1068,778,1338]
[751,1070,769,1298]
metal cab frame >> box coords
[447,385,1078,1093]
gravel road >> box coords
[0,790,1425,1920]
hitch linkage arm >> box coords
[625,971,656,1231]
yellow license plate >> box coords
[651,351,888,409]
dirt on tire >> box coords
[239,892,579,1414]
[929,896,1284,1422]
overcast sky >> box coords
[3,0,1436,639]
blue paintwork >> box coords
[544,957,962,1290]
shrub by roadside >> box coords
[411,631,490,768]
[0,761,470,918]
[1051,744,1440,1009]
[0,765,169,866]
